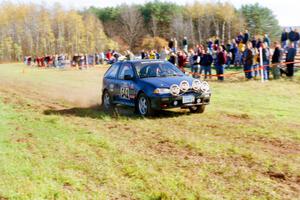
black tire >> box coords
[101,90,114,113]
[189,105,205,113]
[136,93,153,116]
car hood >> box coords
[138,76,196,88]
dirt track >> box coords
[0,65,108,108]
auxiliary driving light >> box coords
[180,81,190,92]
[170,84,180,96]
[192,79,202,91]
[200,81,210,92]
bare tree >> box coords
[117,5,145,50]
[151,15,158,37]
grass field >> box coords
[0,63,299,200]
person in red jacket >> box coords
[177,51,187,72]
[106,50,112,61]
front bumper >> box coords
[150,92,211,110]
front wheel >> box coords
[189,105,205,113]
[136,93,153,116]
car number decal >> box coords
[109,84,114,92]
[120,87,130,99]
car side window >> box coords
[118,63,134,80]
[104,63,120,79]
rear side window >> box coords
[118,63,134,80]
[104,63,120,79]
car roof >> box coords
[119,59,167,65]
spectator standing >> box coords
[207,39,213,53]
[229,40,236,65]
[125,50,135,61]
[252,48,259,77]
[141,50,146,59]
[263,34,271,47]
[53,55,58,68]
[295,29,299,51]
[271,42,282,79]
[192,51,201,78]
[251,37,257,49]
[100,52,105,64]
[243,30,250,44]
[201,50,213,79]
[237,32,244,44]
[149,50,156,59]
[79,54,84,69]
[160,47,169,60]
[262,43,271,80]
[155,51,160,59]
[188,49,194,69]
[214,37,220,46]
[285,43,297,77]
[182,37,188,53]
[95,53,100,65]
[106,50,112,61]
[215,47,226,81]
[173,38,178,52]
[231,40,239,66]
[168,38,174,50]
[256,38,263,49]
[168,52,177,65]
[238,41,245,66]
[288,28,297,50]
[177,51,187,72]
[281,28,288,49]
[242,42,254,80]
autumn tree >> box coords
[0,2,116,62]
[141,36,168,51]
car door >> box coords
[103,62,121,102]
[115,62,136,106]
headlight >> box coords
[170,84,180,96]
[179,81,190,92]
[200,81,210,92]
[192,79,201,91]
[153,88,170,94]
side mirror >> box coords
[124,74,134,80]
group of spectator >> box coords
[139,30,298,81]
[24,50,123,69]
[24,29,299,80]
[24,55,69,68]
[281,27,300,51]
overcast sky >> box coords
[2,0,299,26]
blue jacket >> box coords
[243,33,250,44]
[281,32,288,42]
[289,31,297,41]
[286,48,296,62]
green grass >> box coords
[0,63,299,199]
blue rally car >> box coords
[101,60,211,116]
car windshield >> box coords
[135,62,185,78]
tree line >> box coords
[0,1,281,62]
[88,1,281,51]
[0,2,117,62]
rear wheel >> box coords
[101,90,114,112]
[189,105,205,113]
[136,93,153,116]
